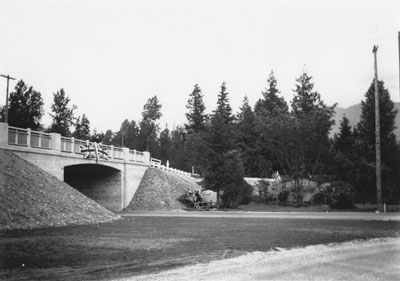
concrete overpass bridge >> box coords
[0,122,191,211]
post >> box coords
[0,122,8,146]
[373,45,383,212]
[398,32,400,101]
[0,74,16,123]
[50,133,62,151]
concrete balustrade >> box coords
[0,122,150,165]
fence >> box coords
[150,157,192,177]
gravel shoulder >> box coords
[115,237,400,281]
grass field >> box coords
[1,215,399,281]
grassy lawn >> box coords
[1,216,399,281]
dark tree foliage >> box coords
[102,130,114,145]
[185,84,206,134]
[90,129,105,143]
[254,70,289,177]
[332,116,357,183]
[49,89,77,136]
[203,82,248,207]
[354,80,400,203]
[267,72,335,205]
[159,126,171,164]
[73,114,91,140]
[254,70,288,117]
[234,96,259,176]
[7,80,44,130]
[169,126,190,171]
[113,119,139,149]
[138,96,162,155]
[214,150,253,208]
[206,82,234,153]
[334,116,354,154]
[185,84,208,174]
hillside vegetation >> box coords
[125,168,202,211]
[0,149,119,230]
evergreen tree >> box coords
[291,72,327,116]
[254,70,288,117]
[332,116,357,183]
[73,114,91,140]
[7,80,44,130]
[49,89,77,136]
[203,82,238,206]
[185,84,206,133]
[355,80,400,203]
[113,119,139,149]
[334,116,354,155]
[268,72,335,205]
[254,71,289,177]
[234,96,259,176]
[159,126,171,164]
[169,126,189,170]
[138,96,162,155]
[206,82,234,153]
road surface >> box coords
[114,237,400,281]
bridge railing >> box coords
[150,157,192,177]
[8,126,52,149]
[129,150,146,162]
[3,123,150,164]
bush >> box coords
[328,181,354,210]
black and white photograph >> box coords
[0,0,400,280]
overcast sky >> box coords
[1,0,399,133]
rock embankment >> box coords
[0,149,119,230]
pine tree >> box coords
[185,84,206,134]
[49,89,77,136]
[8,80,44,130]
[138,96,162,154]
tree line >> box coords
[1,71,399,206]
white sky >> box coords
[1,0,399,133]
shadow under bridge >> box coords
[64,163,122,212]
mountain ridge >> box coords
[330,102,400,140]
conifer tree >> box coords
[185,84,206,134]
[234,96,259,176]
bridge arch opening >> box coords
[64,164,121,211]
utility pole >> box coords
[0,74,16,123]
[372,45,382,212]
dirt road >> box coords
[115,237,400,281]
[122,210,400,221]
